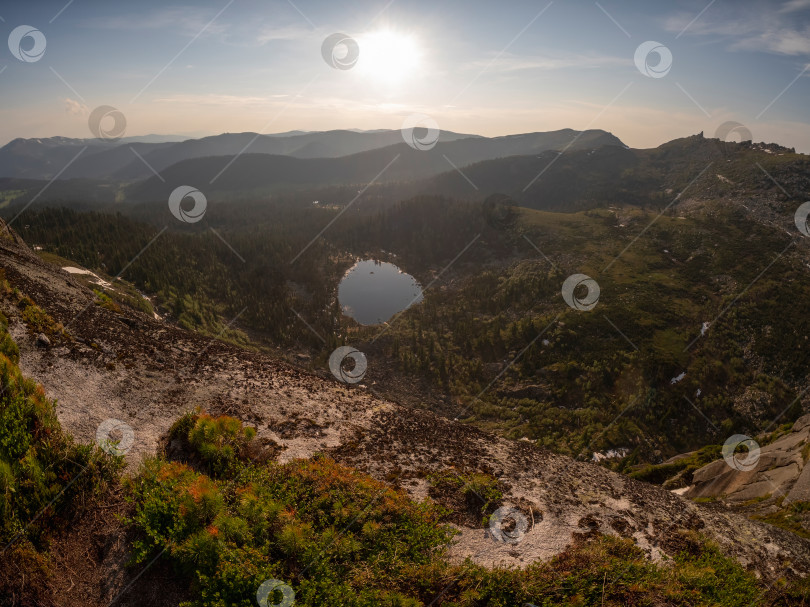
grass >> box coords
[94,288,122,313]
[758,422,795,447]
[0,271,65,338]
[0,189,24,210]
[754,499,810,540]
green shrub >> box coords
[428,469,503,524]
[0,319,120,551]
[629,444,723,486]
[443,533,763,607]
[128,422,780,606]
[11,291,64,337]
[93,288,122,313]
[171,413,257,477]
[0,331,19,363]
[464,473,503,513]
[127,445,454,607]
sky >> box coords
[1,0,809,151]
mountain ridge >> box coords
[126,129,625,201]
[0,127,621,182]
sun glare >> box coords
[356,30,421,85]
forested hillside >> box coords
[10,134,810,468]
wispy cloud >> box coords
[83,6,229,36]
[153,93,290,107]
[780,0,810,13]
[465,52,627,73]
[255,24,313,44]
[732,28,810,55]
[663,2,810,56]
[84,6,312,48]
[63,97,88,116]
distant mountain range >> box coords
[2,132,806,216]
[0,128,623,185]
[126,128,624,201]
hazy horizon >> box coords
[1,125,742,152]
[2,0,809,153]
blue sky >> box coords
[1,0,809,151]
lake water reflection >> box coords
[337,259,423,325]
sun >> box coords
[356,30,422,85]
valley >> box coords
[1,204,810,605]
[6,134,809,467]
[1,129,810,605]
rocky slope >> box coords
[1,216,809,585]
[686,415,810,505]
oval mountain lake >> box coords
[338,260,423,325]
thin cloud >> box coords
[779,0,810,13]
[152,93,290,107]
[83,7,229,36]
[85,6,310,48]
[465,53,628,73]
[731,28,810,55]
[256,24,314,44]
[63,97,88,116]
[663,3,810,56]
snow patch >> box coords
[63,266,114,290]
[592,448,629,462]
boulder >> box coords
[686,415,810,502]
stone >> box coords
[761,463,802,493]
[785,461,810,504]
[687,413,810,503]
[36,333,50,347]
[792,414,810,434]
[729,479,784,503]
[687,459,756,500]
